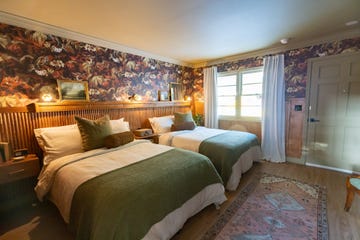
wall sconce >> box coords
[39,85,56,102]
[41,93,54,102]
[135,95,142,101]
[184,96,192,102]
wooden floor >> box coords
[1,161,359,240]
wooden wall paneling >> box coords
[26,113,35,151]
[0,113,8,142]
[0,101,191,161]
[19,113,29,148]
[13,113,22,148]
[20,113,28,148]
[285,98,305,158]
[285,101,291,156]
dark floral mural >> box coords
[0,23,193,107]
[1,21,360,107]
[191,37,360,100]
[284,38,360,98]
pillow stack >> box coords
[75,115,135,150]
[34,115,133,165]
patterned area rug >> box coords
[202,173,328,240]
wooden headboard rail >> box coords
[0,101,191,159]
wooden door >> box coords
[305,52,360,172]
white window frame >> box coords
[217,67,263,122]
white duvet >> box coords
[159,127,262,190]
[35,140,226,240]
[159,126,228,152]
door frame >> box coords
[303,52,360,173]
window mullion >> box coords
[237,73,242,118]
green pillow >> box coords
[75,115,112,151]
[174,111,195,125]
[171,121,196,131]
[104,131,134,148]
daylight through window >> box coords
[217,68,263,119]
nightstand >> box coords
[0,154,40,213]
[0,154,40,185]
[133,134,159,144]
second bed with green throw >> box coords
[159,127,262,191]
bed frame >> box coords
[0,101,191,160]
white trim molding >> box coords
[306,162,360,175]
[0,11,191,67]
[194,28,360,68]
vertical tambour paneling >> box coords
[0,103,190,160]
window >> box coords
[217,68,263,119]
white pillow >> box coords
[110,118,130,133]
[148,115,174,134]
[34,124,83,165]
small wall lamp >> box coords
[41,93,54,102]
[184,96,192,101]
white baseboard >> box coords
[305,162,360,175]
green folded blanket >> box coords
[199,131,259,186]
[69,148,223,240]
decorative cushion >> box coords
[75,115,112,151]
[148,115,174,134]
[173,111,194,125]
[34,124,83,165]
[171,121,196,131]
[104,131,134,148]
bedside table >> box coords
[0,154,40,185]
[0,154,40,213]
[133,134,159,144]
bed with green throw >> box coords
[35,141,226,240]
[159,126,262,191]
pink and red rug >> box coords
[202,173,328,240]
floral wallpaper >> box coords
[191,37,360,99]
[0,23,193,107]
[1,21,360,108]
[284,38,360,98]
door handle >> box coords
[308,118,320,122]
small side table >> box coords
[0,154,40,185]
[133,133,159,144]
[0,154,40,212]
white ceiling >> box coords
[0,0,360,66]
